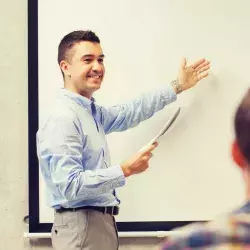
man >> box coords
[36,30,210,250]
[161,89,250,250]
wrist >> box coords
[171,79,183,94]
[121,164,132,177]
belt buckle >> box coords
[104,206,114,215]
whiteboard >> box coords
[28,0,250,233]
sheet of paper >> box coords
[139,107,181,152]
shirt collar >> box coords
[59,88,96,111]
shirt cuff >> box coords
[160,84,177,104]
[109,165,126,189]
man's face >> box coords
[61,41,105,98]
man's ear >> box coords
[232,140,246,168]
[60,60,71,77]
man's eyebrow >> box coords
[81,54,105,58]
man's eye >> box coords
[84,59,92,63]
[98,59,104,63]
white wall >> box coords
[0,0,165,248]
[0,0,29,248]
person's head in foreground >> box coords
[232,88,250,192]
[162,88,250,250]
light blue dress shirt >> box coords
[37,85,177,209]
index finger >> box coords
[141,142,158,155]
[190,58,206,69]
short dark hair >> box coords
[235,88,250,163]
[57,30,100,72]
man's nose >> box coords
[92,60,102,71]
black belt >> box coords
[56,206,119,216]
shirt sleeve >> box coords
[37,116,126,202]
[97,84,177,134]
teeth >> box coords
[89,75,101,78]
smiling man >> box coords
[36,30,210,250]
[59,37,105,98]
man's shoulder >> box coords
[38,99,80,134]
[161,212,250,249]
[48,98,78,120]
